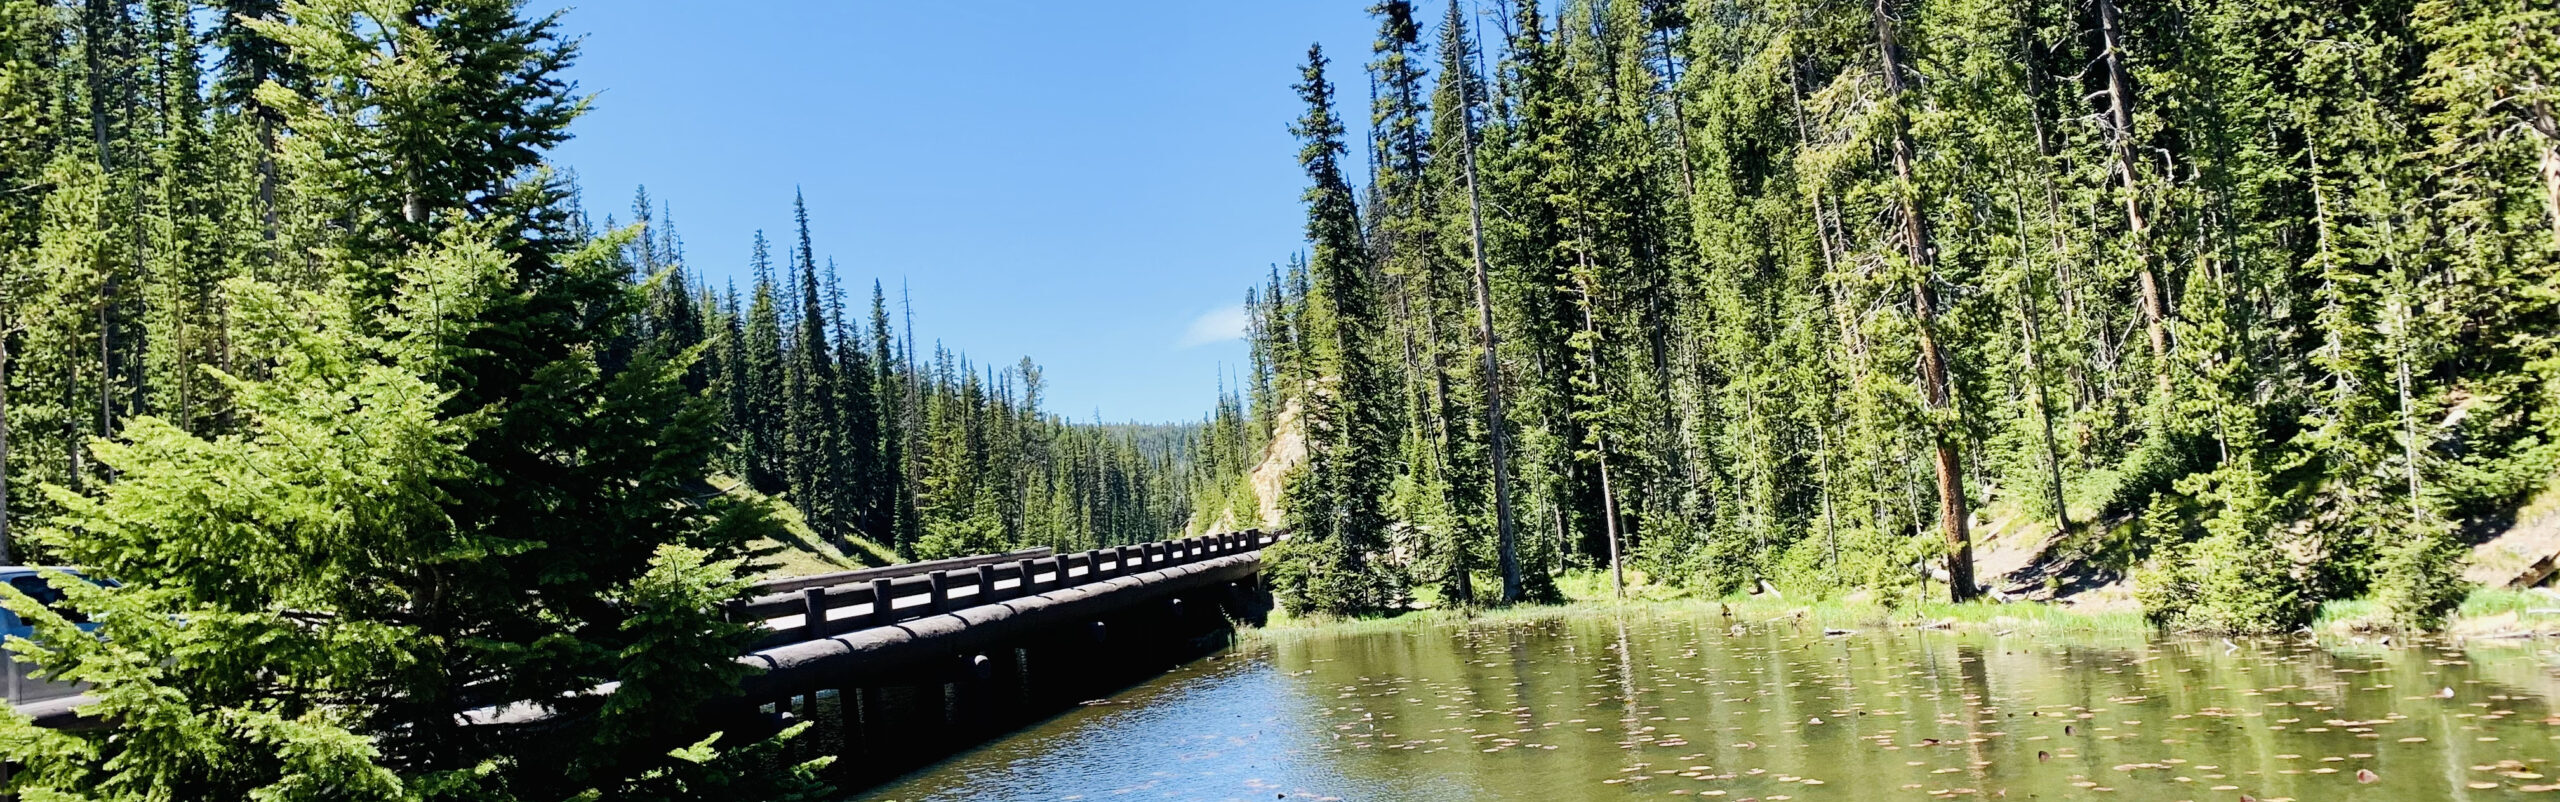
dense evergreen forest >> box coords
[0,0,1217,574]
[1250,0,2560,634]
[0,0,1219,796]
[605,190,1219,563]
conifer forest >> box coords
[0,0,2557,799]
[1246,0,2560,634]
[0,0,1219,796]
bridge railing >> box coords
[725,529,1277,650]
[746,548,1056,595]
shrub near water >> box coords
[2135,460,2312,634]
[2373,524,2471,630]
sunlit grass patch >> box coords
[2456,587,2560,619]
[1713,595,2150,635]
[2317,587,2560,639]
[1242,575,2152,643]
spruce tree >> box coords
[1268,43,1403,616]
[739,232,787,493]
[2,0,825,796]
[782,191,844,540]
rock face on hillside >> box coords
[2466,482,2560,590]
[1207,399,1306,534]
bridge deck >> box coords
[732,530,1274,649]
[12,530,1277,730]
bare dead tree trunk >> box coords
[1455,26,1524,604]
[2011,198,2073,533]
[2536,100,2560,249]
[1416,216,1470,604]
[2392,291,2424,528]
[1568,248,1627,599]
[2096,0,2171,391]
[2021,284,2072,533]
[1874,0,1976,602]
[0,328,12,565]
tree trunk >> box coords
[0,329,12,565]
[82,0,112,174]
[1457,56,1524,604]
[2021,289,2071,534]
[1576,281,1625,600]
[2537,100,2560,249]
[1417,230,1472,605]
[2096,0,2171,389]
[1816,425,1838,570]
[2393,292,2424,527]
[2012,199,2073,533]
[1874,0,1976,602]
[1653,22,1696,198]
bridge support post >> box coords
[832,685,861,770]
[938,681,959,747]
[1012,646,1035,706]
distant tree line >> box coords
[609,190,1220,563]
[1250,0,2559,633]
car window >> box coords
[6,575,89,624]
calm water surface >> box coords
[856,607,2560,801]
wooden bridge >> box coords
[13,529,1281,733]
[724,528,1276,704]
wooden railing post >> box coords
[975,564,997,603]
[929,571,951,613]
[1055,554,1074,587]
[803,587,827,636]
[1017,558,1038,595]
[871,578,892,623]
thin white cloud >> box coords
[1178,304,1251,348]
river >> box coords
[854,606,2560,801]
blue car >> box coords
[1,567,110,706]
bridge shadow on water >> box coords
[725,579,1272,794]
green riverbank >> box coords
[1244,570,2560,644]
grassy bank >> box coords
[1243,570,2560,643]
[2316,588,2560,638]
[1244,570,2149,643]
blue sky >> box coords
[532,2,1394,424]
